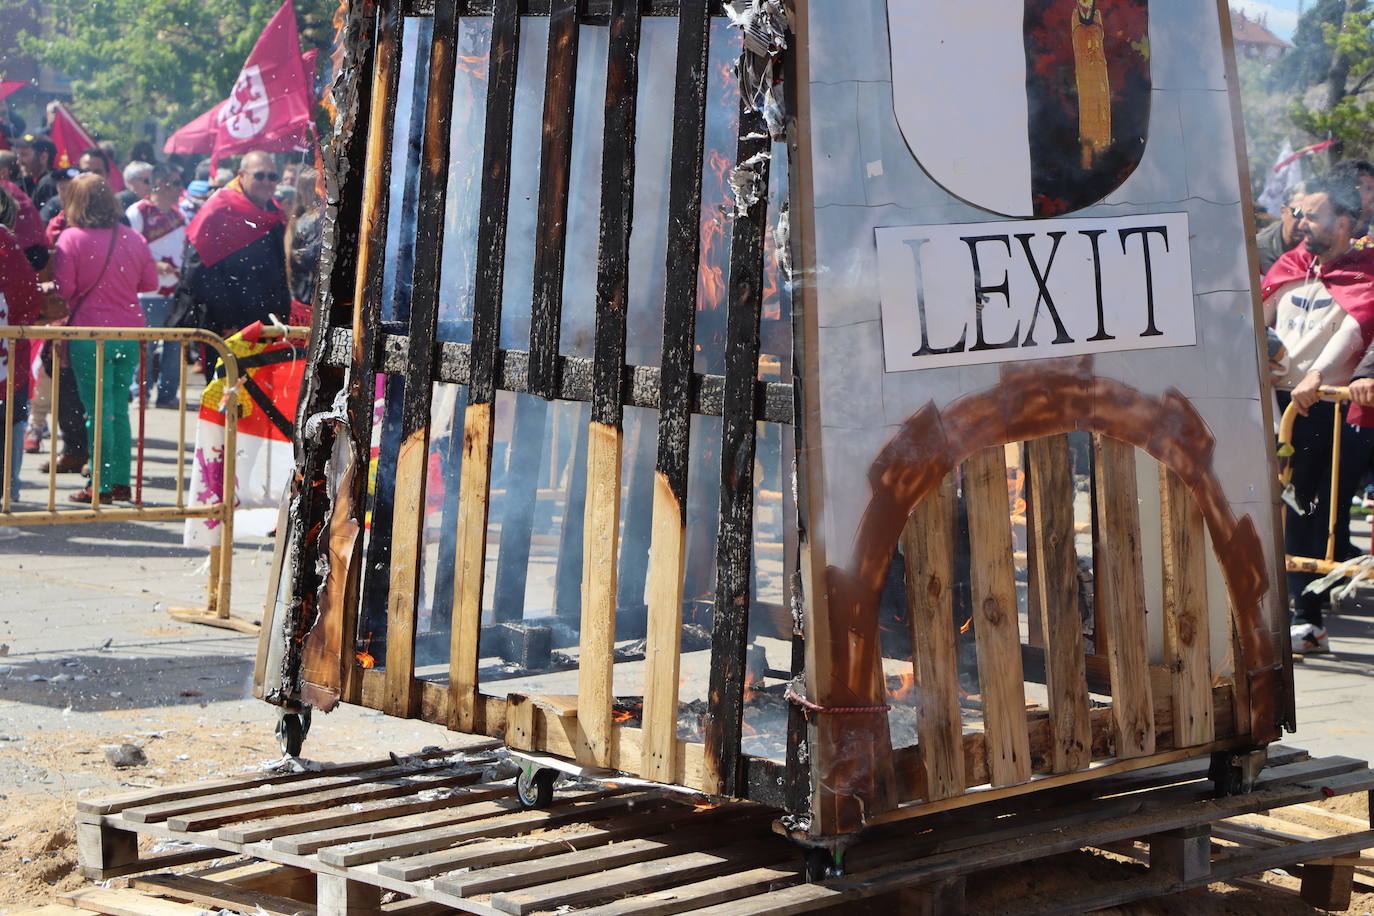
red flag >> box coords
[0,81,26,104]
[211,0,313,166]
[46,101,124,191]
[164,100,226,155]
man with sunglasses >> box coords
[172,150,289,345]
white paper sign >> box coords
[876,212,1195,372]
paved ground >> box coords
[0,392,1370,863]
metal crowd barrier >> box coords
[0,325,296,632]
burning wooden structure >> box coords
[259,0,1292,844]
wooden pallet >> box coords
[63,743,1374,915]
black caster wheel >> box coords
[803,847,845,882]
[276,708,311,757]
[1208,751,1242,798]
[516,766,557,809]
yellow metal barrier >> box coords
[1277,385,1363,577]
[0,325,304,633]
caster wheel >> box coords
[803,847,844,882]
[516,767,557,809]
[1208,751,1242,798]
[276,708,311,757]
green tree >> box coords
[1,0,338,157]
[1289,0,1374,164]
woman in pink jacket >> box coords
[49,175,157,503]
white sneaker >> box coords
[1291,623,1330,654]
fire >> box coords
[356,651,375,669]
[612,708,634,724]
[320,0,348,124]
[693,800,722,811]
[888,670,920,705]
[959,616,973,635]
[457,54,488,82]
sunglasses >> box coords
[249,170,281,183]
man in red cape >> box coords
[171,150,289,342]
[1261,175,1374,654]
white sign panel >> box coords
[875,212,1195,372]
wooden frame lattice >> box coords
[262,0,1286,839]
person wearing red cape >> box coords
[1262,174,1374,655]
[171,150,289,349]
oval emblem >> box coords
[887,0,1151,218]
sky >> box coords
[1231,0,1303,40]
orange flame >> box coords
[457,54,488,81]
[321,0,348,124]
[888,670,920,704]
[612,708,634,724]
[356,651,376,669]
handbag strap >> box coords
[65,227,120,325]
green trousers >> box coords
[67,340,138,489]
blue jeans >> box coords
[0,392,28,499]
[136,294,181,406]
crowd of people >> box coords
[1261,160,1374,655]
[0,128,322,510]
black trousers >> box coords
[1280,393,1374,628]
[40,343,89,462]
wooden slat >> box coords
[573,863,803,916]
[490,840,789,915]
[128,874,317,916]
[579,0,643,768]
[118,757,467,824]
[404,800,698,883]
[380,0,463,718]
[438,809,766,897]
[703,99,771,796]
[1093,434,1157,759]
[1160,466,1214,748]
[221,781,512,845]
[526,0,581,400]
[319,790,636,868]
[1027,435,1093,773]
[165,771,478,833]
[270,786,518,855]
[962,446,1032,788]
[641,0,712,784]
[448,0,521,732]
[899,475,964,800]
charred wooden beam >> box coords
[527,0,580,400]
[321,328,795,424]
[403,0,729,16]
[277,0,387,707]
[449,0,522,732]
[640,0,711,783]
[579,0,642,767]
[704,102,771,796]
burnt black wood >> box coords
[492,395,549,622]
[705,103,771,797]
[361,14,433,653]
[526,0,581,401]
[654,0,711,514]
[322,329,794,423]
[277,0,390,703]
[469,0,522,406]
[589,0,641,429]
[404,0,728,16]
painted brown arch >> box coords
[812,355,1282,826]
